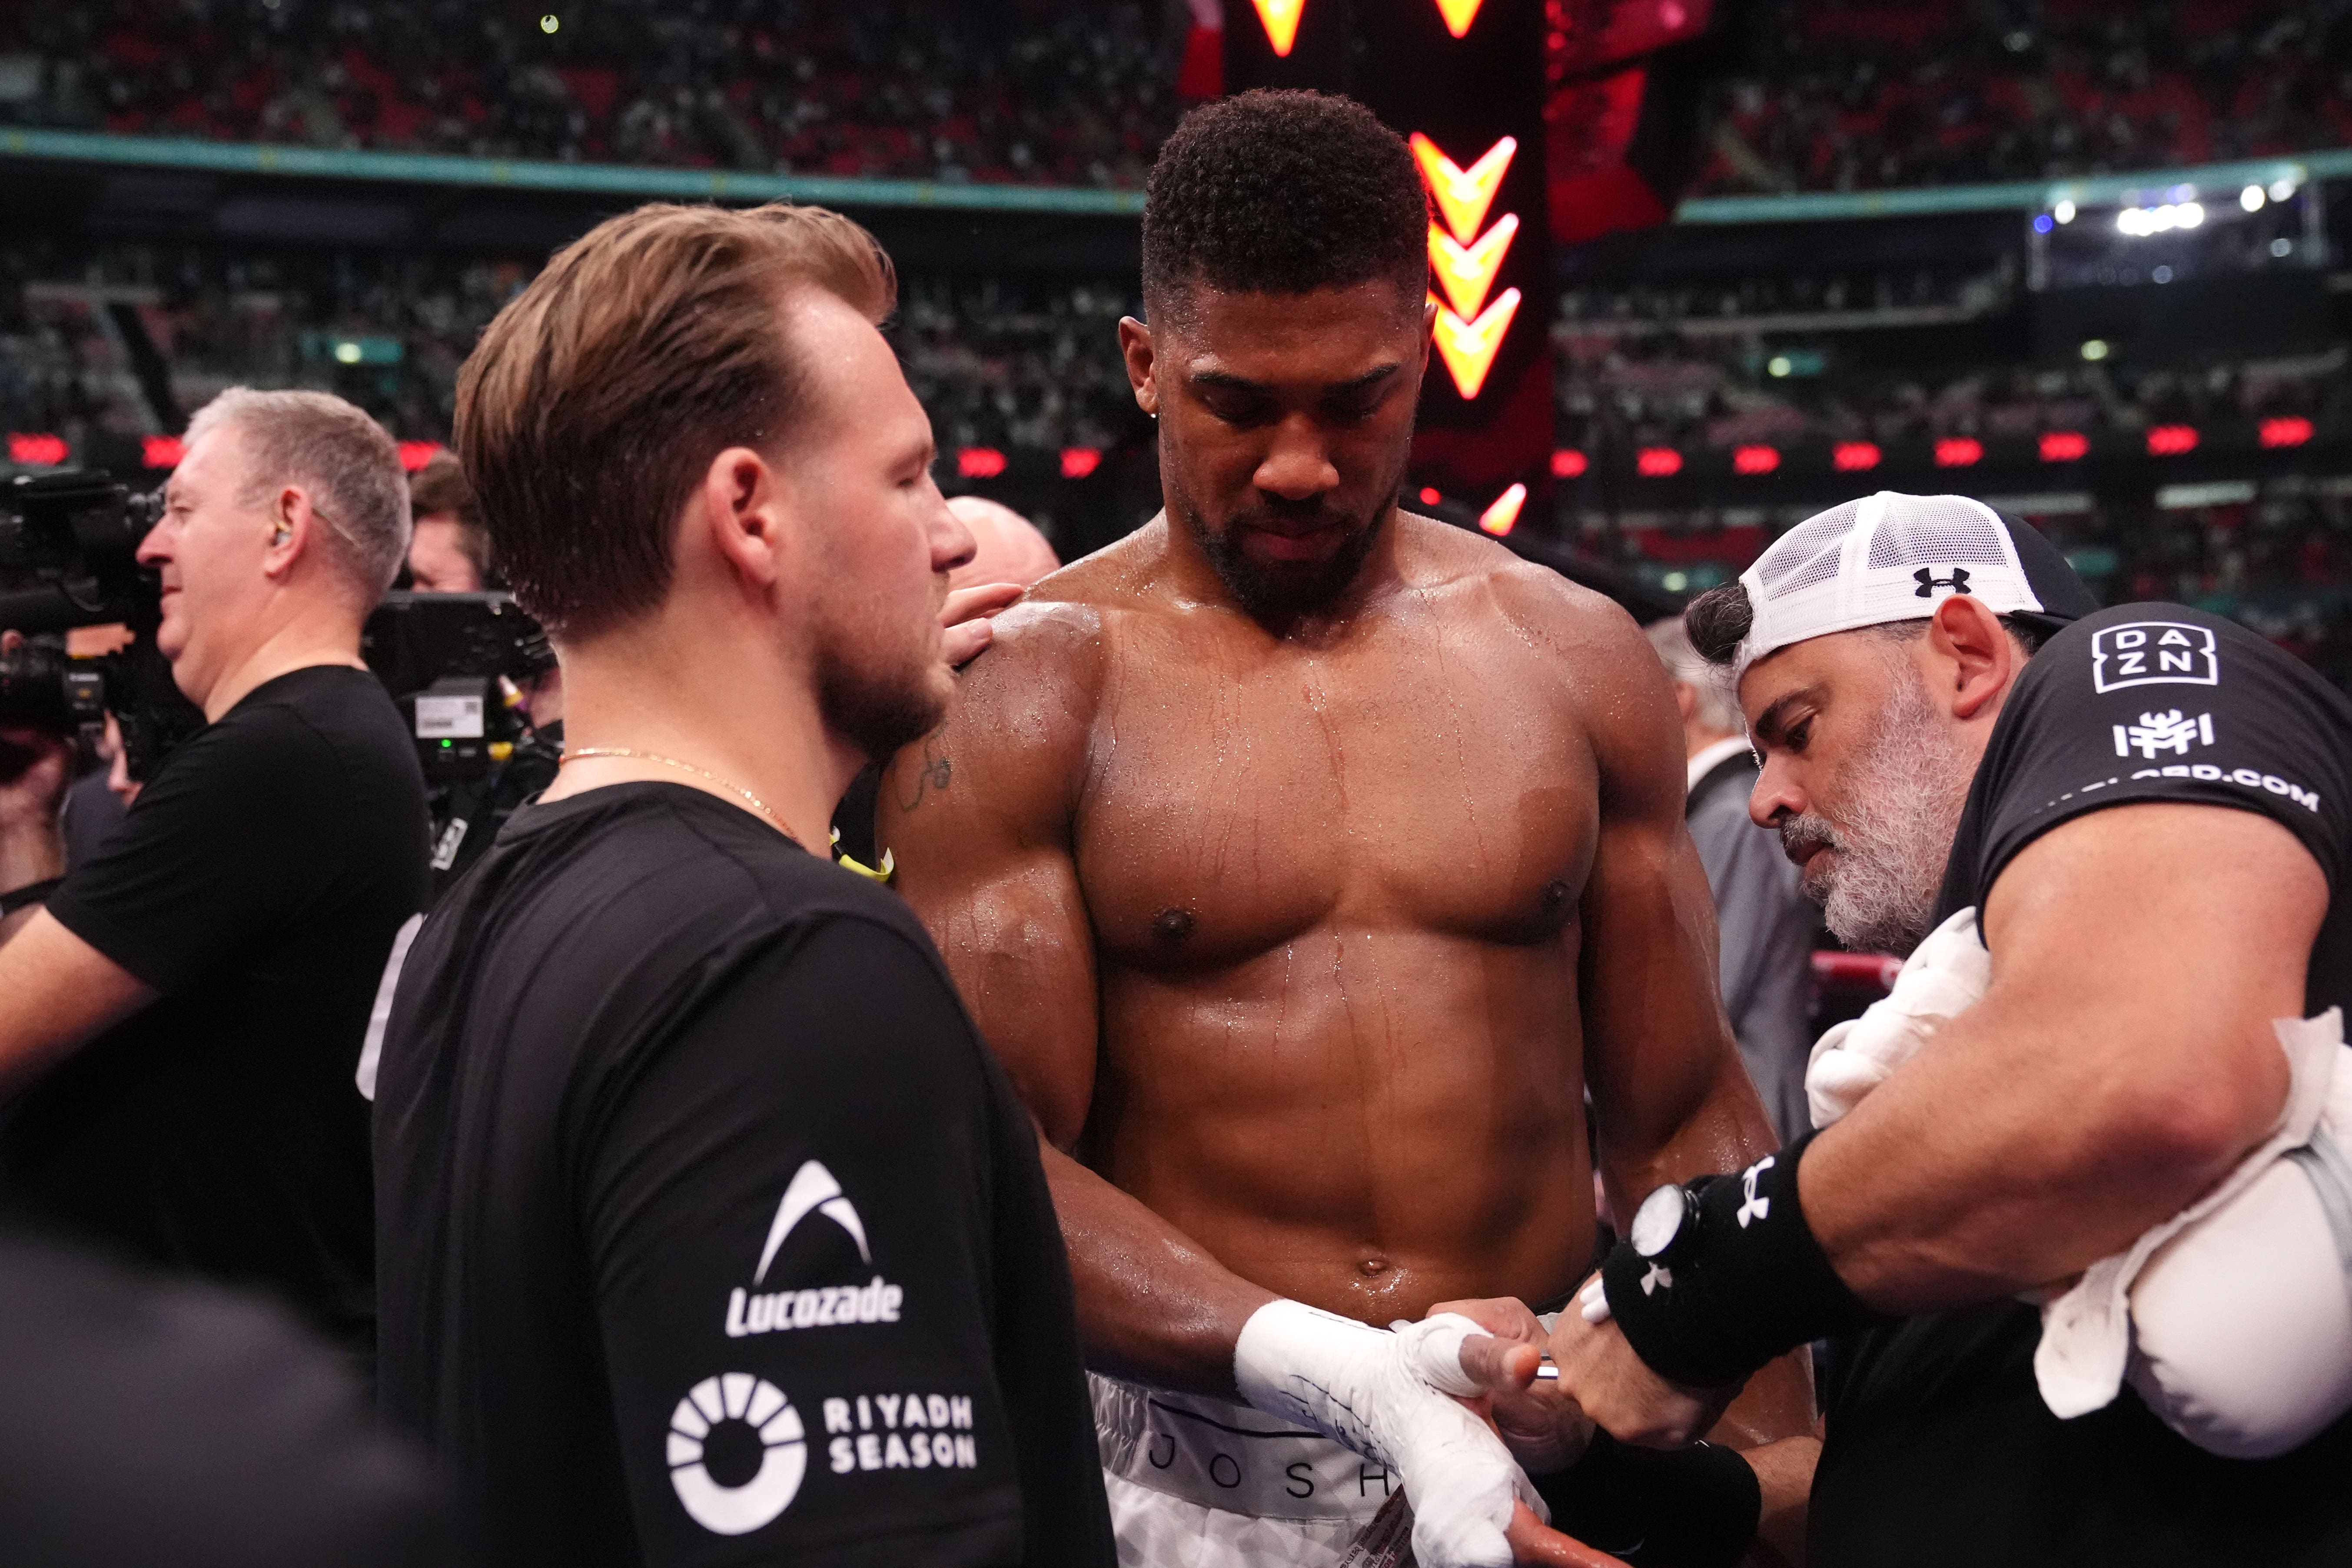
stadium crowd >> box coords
[0,0,1177,187]
[1699,0,2352,196]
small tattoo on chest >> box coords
[896,738,953,811]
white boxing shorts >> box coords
[1089,1372,1410,1567]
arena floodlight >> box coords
[2242,185,2267,213]
[2270,177,2298,202]
[1767,355,1792,377]
[2081,339,2111,362]
[2054,199,2076,224]
[2177,202,2204,229]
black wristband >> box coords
[1531,1429,1760,1568]
[1602,1131,1885,1388]
[0,876,61,917]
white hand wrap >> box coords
[1233,1299,1540,1568]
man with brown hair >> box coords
[371,202,1113,1568]
[405,449,495,591]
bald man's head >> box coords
[946,495,1061,591]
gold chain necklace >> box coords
[558,747,794,840]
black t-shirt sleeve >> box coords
[1954,608,2352,907]
[46,706,342,993]
[576,915,1034,1568]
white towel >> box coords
[1801,917,2352,1457]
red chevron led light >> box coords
[1934,437,1983,468]
[1833,441,1881,472]
[1249,0,1307,55]
[2146,424,2199,456]
[1734,445,1781,475]
[1059,447,1101,479]
[2260,416,2313,448]
[2040,430,2089,462]
[1431,0,1486,36]
[1428,214,1518,319]
[1411,134,1517,245]
[1552,449,1588,478]
[7,432,66,466]
[1430,288,1520,400]
[1479,482,1526,536]
[142,435,185,469]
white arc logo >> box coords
[755,1160,871,1284]
[1737,1156,1774,1229]
[668,1374,807,1535]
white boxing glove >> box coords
[1806,905,1990,1129]
[1234,1299,1540,1568]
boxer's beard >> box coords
[1780,668,1972,955]
[1175,490,1389,618]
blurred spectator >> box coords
[405,449,491,592]
[0,1226,457,1567]
[1646,614,1820,1143]
[947,494,1063,590]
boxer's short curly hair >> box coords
[1142,90,1428,325]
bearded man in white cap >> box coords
[1463,492,2352,1568]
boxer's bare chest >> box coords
[1072,591,1601,973]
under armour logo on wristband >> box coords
[1641,1263,1673,1296]
[1737,1157,1775,1228]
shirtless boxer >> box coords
[883,91,1811,1568]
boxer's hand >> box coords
[1431,1297,1596,1475]
[1505,1502,1634,1568]
[1547,1279,1739,1449]
[940,581,1023,668]
[1236,1299,1588,1567]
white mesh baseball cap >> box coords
[1732,491,2100,679]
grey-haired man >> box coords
[1515,492,2352,1567]
[0,389,427,1358]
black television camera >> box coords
[362,590,561,891]
[0,470,206,784]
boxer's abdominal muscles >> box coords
[1085,918,1596,1325]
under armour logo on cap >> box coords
[1913,566,1973,598]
